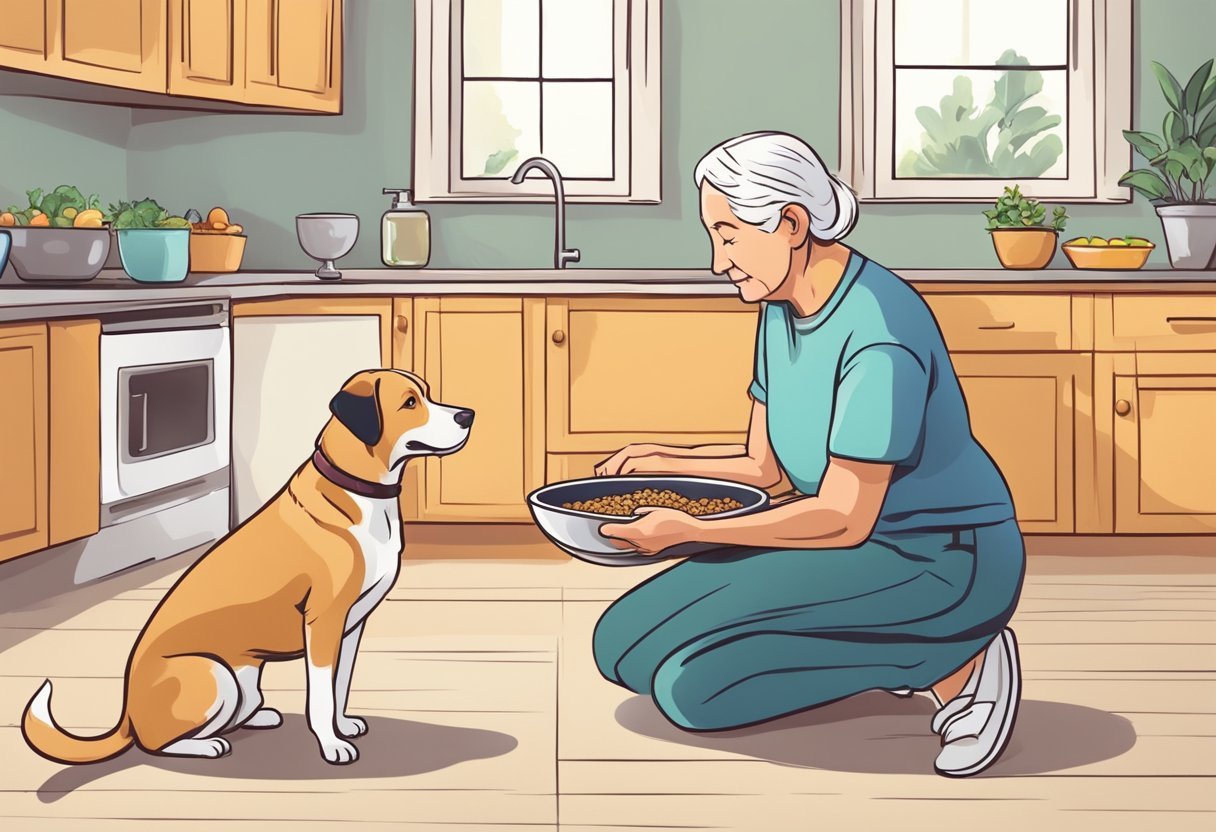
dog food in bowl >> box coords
[564,488,744,517]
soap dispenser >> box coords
[381,188,430,267]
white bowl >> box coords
[526,475,771,566]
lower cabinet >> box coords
[0,323,49,563]
[1101,352,1216,533]
[407,298,545,521]
[951,353,1093,534]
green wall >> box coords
[3,1,1208,270]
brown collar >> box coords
[312,449,401,499]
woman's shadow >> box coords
[37,715,517,802]
[616,692,1136,775]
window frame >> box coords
[839,0,1132,203]
[413,0,661,204]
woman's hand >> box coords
[595,444,662,477]
[599,507,702,556]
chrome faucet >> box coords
[511,156,580,269]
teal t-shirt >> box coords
[750,253,1015,534]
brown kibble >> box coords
[567,489,746,517]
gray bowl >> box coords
[7,227,111,282]
[527,475,771,566]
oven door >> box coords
[100,327,231,504]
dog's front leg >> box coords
[335,622,367,738]
[304,612,359,765]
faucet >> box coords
[511,156,580,269]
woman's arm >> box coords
[595,400,782,488]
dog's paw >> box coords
[318,736,359,765]
[244,708,283,729]
[337,715,368,738]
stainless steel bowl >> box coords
[527,475,771,566]
[6,227,111,282]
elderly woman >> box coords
[592,132,1025,778]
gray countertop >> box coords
[2,267,1214,322]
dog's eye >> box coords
[402,396,417,410]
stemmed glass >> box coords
[295,213,359,279]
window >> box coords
[414,0,661,203]
[840,0,1132,201]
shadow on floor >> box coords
[615,691,1136,776]
[36,714,518,802]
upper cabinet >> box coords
[0,0,343,113]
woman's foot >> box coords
[931,628,1022,778]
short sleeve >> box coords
[828,344,929,463]
[748,305,768,404]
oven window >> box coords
[120,360,215,462]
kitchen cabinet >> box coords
[230,299,392,524]
[1098,352,1216,534]
[409,298,545,521]
[545,298,757,457]
[168,0,246,101]
[48,320,101,546]
[244,0,343,112]
[0,0,52,74]
[48,0,167,93]
[950,353,1094,534]
[0,323,49,563]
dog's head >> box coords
[323,369,474,477]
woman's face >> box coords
[699,182,805,303]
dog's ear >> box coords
[329,375,383,446]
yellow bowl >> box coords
[189,233,247,273]
[1061,242,1154,270]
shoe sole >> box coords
[935,628,1021,778]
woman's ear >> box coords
[779,204,811,248]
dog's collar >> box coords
[312,450,401,499]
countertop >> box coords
[1,267,1214,322]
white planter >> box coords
[1156,204,1216,269]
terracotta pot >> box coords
[989,227,1058,269]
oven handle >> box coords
[132,392,149,453]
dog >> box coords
[22,369,473,766]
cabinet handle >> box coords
[977,321,1016,330]
[395,316,409,334]
[1115,399,1132,417]
[1167,316,1216,328]
[552,329,566,345]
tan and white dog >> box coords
[23,369,473,766]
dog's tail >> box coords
[22,680,134,765]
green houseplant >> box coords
[109,198,192,283]
[1120,59,1216,269]
[982,185,1069,269]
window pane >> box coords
[895,68,1068,179]
[463,0,539,77]
[463,80,540,178]
[542,0,613,79]
[542,81,613,178]
[895,0,1068,66]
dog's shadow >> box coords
[38,715,517,802]
[616,692,1137,776]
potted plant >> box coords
[983,185,1069,269]
[109,198,192,283]
[1120,59,1216,269]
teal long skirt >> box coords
[592,519,1025,731]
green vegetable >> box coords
[107,197,188,229]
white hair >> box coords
[693,132,859,241]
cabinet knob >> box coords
[395,316,409,334]
[1115,399,1132,416]
[552,329,566,345]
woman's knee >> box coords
[650,652,739,732]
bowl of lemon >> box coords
[1062,236,1155,270]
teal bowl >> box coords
[116,228,191,283]
[0,230,10,278]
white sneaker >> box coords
[932,628,1021,778]
[889,688,916,697]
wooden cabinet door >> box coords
[245,0,342,112]
[230,299,392,524]
[412,298,545,521]
[0,0,52,73]
[0,323,49,563]
[546,298,757,454]
[168,0,246,100]
[48,320,101,546]
[1104,352,1216,533]
[48,0,166,92]
[951,353,1093,534]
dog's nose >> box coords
[454,409,475,428]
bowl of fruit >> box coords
[1062,236,1155,270]
[188,207,247,273]
[1,186,110,282]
